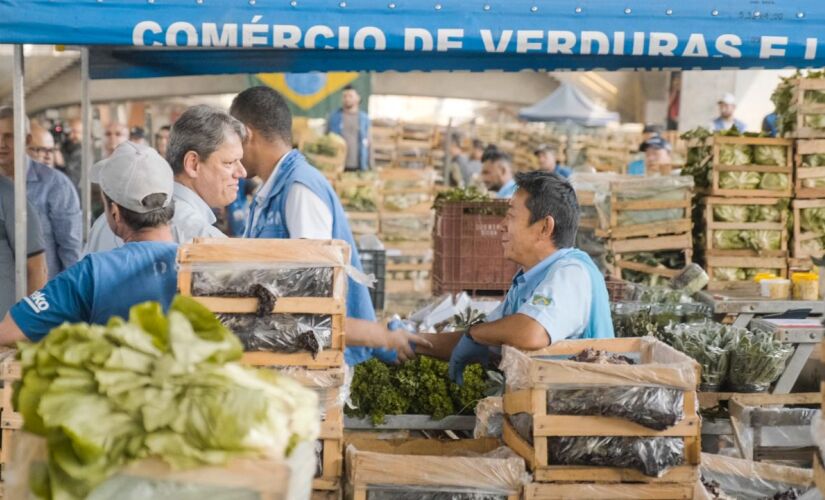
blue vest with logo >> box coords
[90,242,179,324]
[566,249,614,339]
[245,150,381,365]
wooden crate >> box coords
[335,174,381,213]
[794,139,825,198]
[793,199,825,259]
[379,168,435,214]
[794,78,825,139]
[702,197,789,258]
[345,437,523,500]
[595,189,692,240]
[379,212,434,243]
[523,480,695,499]
[177,238,349,369]
[696,136,794,197]
[385,242,432,295]
[705,254,788,291]
[501,338,700,486]
[0,353,21,481]
[345,212,379,236]
[701,453,813,500]
[608,232,693,280]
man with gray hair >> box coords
[0,106,82,278]
[83,105,247,253]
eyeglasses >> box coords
[29,147,56,155]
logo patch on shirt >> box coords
[531,294,552,306]
[24,291,50,314]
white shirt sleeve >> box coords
[285,184,334,239]
[82,214,123,256]
[516,261,592,344]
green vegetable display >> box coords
[712,205,749,223]
[611,302,710,340]
[758,173,789,191]
[15,297,318,500]
[772,70,825,135]
[718,171,761,190]
[338,184,378,211]
[801,207,825,234]
[728,330,794,392]
[801,153,825,167]
[664,322,740,391]
[302,134,342,157]
[711,229,782,252]
[619,251,687,287]
[753,145,786,167]
[713,267,747,282]
[719,144,752,166]
[346,356,488,425]
[433,186,492,208]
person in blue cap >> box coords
[627,135,673,176]
[229,87,423,365]
[418,171,614,383]
[0,142,180,344]
[534,144,572,178]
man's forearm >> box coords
[470,313,550,351]
[26,253,47,294]
[0,313,27,346]
[345,318,385,349]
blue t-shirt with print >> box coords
[11,241,178,341]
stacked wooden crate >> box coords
[178,238,348,498]
[345,437,526,499]
[396,123,435,170]
[502,337,701,500]
[688,135,793,289]
[336,172,381,238]
[378,168,436,298]
[815,337,825,494]
[0,349,20,495]
[369,119,398,169]
[791,80,825,273]
[574,174,694,284]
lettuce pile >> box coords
[15,296,319,500]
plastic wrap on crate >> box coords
[571,173,694,229]
[345,441,529,495]
[700,452,813,500]
[191,266,334,298]
[500,340,698,393]
[218,314,332,354]
[546,385,684,430]
[548,436,684,477]
[735,407,819,456]
[474,397,504,439]
[6,432,316,500]
[276,366,349,417]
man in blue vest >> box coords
[419,171,614,383]
[229,87,409,365]
[0,142,179,344]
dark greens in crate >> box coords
[611,302,711,339]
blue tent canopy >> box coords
[2,1,825,77]
[519,83,619,126]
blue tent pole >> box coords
[80,47,92,240]
[13,45,27,300]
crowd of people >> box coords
[0,85,615,381]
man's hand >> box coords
[448,332,490,384]
[385,329,433,363]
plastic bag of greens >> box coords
[741,230,782,252]
[712,230,749,250]
[714,268,746,281]
[713,205,749,223]
[753,146,786,166]
[719,144,752,166]
[801,207,825,234]
[728,330,794,392]
[759,173,789,190]
[719,171,761,190]
[802,153,825,167]
[665,322,741,391]
[747,204,784,223]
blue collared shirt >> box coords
[486,248,592,344]
[25,157,82,278]
[496,179,518,199]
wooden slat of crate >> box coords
[612,249,691,281]
[702,197,789,257]
[523,480,695,499]
[311,478,342,500]
[793,199,825,259]
[705,136,793,197]
[794,139,825,197]
[318,438,343,481]
[0,357,21,470]
[606,232,691,255]
[794,78,825,139]
[594,190,692,239]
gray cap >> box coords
[91,141,173,214]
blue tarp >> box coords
[2,0,825,77]
[519,83,619,126]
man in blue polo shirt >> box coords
[0,142,179,344]
[418,171,614,383]
[480,149,517,199]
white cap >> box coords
[91,141,173,214]
[718,93,736,105]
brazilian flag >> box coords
[249,72,371,119]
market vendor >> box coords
[229,86,419,365]
[480,149,517,198]
[418,171,614,383]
